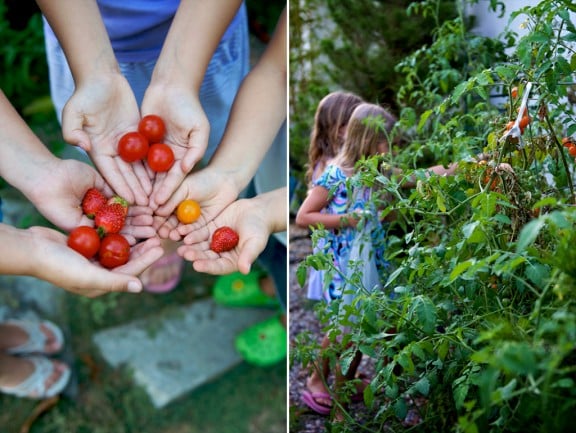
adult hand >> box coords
[26,227,164,297]
[61,72,152,205]
[141,82,210,208]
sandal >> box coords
[301,390,332,415]
[234,315,286,367]
[5,320,64,355]
[0,356,70,399]
[143,252,185,293]
[214,271,279,307]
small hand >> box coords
[177,197,272,275]
[28,226,164,297]
[61,72,152,205]
[154,166,238,240]
[141,83,210,208]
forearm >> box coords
[150,0,243,92]
[0,92,59,199]
[209,8,287,194]
[0,225,40,276]
[36,0,119,84]
[295,211,357,230]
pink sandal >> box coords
[143,252,185,293]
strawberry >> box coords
[94,203,126,235]
[107,195,129,217]
[81,187,107,218]
[210,226,239,253]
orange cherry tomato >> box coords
[176,199,202,224]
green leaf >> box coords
[414,376,430,396]
[496,342,538,375]
[450,259,475,281]
[411,296,437,334]
[296,263,308,287]
[516,218,545,253]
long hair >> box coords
[334,103,397,171]
[306,91,363,184]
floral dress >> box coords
[314,165,388,303]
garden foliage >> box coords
[293,1,576,432]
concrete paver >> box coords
[93,298,276,408]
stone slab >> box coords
[92,298,276,408]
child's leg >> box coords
[305,334,331,405]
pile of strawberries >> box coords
[67,188,130,268]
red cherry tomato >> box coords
[67,226,101,259]
[147,143,174,172]
[118,131,149,163]
[98,233,130,269]
[138,114,166,143]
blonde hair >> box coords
[334,103,397,171]
[306,91,363,183]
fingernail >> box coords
[127,281,142,293]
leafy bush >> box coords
[293,1,576,432]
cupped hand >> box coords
[29,158,112,231]
[154,167,239,240]
[141,82,210,208]
[61,72,152,205]
[177,197,272,275]
[28,226,164,297]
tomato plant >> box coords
[118,131,149,163]
[293,1,576,433]
[67,226,100,259]
[98,233,130,268]
[176,199,201,224]
[138,114,165,143]
[147,143,174,172]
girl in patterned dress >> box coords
[305,91,364,301]
[296,102,397,417]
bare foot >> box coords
[306,374,331,407]
[0,353,67,392]
[0,322,61,353]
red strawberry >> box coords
[107,195,129,217]
[210,226,239,253]
[94,203,126,235]
[81,188,107,218]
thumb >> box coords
[62,109,92,151]
[93,271,143,294]
[237,237,266,274]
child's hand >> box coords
[177,196,274,275]
[26,226,164,297]
[154,166,239,239]
[140,83,210,209]
[61,72,152,206]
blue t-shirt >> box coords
[43,0,245,63]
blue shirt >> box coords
[44,1,245,63]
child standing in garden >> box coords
[305,91,363,301]
[296,102,397,418]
